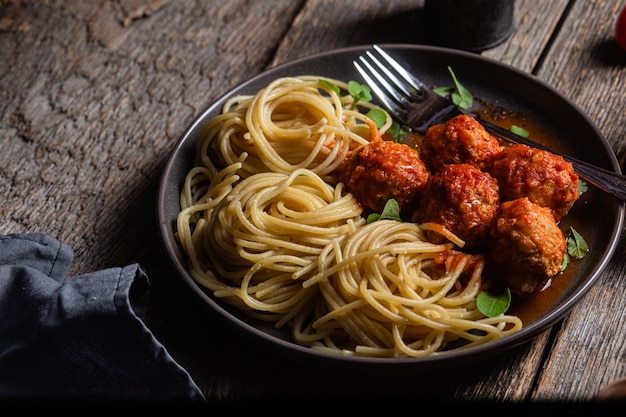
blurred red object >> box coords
[616,4,626,51]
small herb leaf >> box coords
[477,288,512,317]
[318,79,341,96]
[379,199,402,222]
[433,85,454,97]
[366,213,381,223]
[366,108,388,128]
[567,227,589,259]
[348,80,372,109]
[447,66,473,109]
[367,199,402,223]
[561,252,570,272]
[510,125,529,138]
[388,121,410,142]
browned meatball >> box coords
[419,114,502,172]
[488,144,579,221]
[334,139,429,215]
[486,197,566,295]
[412,163,500,251]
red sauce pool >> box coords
[401,101,590,326]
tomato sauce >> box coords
[400,101,592,325]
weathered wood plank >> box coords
[0,0,305,276]
[1,0,624,404]
[0,0,307,399]
[483,0,570,71]
[525,0,626,401]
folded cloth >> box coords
[0,233,205,402]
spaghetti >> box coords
[176,76,522,358]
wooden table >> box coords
[2,0,626,406]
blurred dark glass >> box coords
[424,0,515,52]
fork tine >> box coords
[354,45,436,123]
[354,45,463,132]
[363,50,418,101]
[371,45,428,95]
[359,52,420,104]
[354,58,405,117]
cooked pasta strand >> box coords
[176,76,523,358]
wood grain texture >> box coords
[522,0,626,401]
[0,0,305,275]
[482,0,570,71]
[1,0,624,405]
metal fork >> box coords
[354,45,626,203]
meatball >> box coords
[334,139,429,215]
[419,114,502,172]
[412,163,500,251]
[488,144,579,221]
[486,197,566,295]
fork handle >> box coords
[479,119,626,203]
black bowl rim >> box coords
[156,43,625,370]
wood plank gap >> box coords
[264,0,308,70]
[526,318,567,401]
[532,0,577,76]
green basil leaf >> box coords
[318,79,341,96]
[378,199,402,222]
[567,227,589,259]
[477,288,512,317]
[388,121,410,142]
[366,213,381,223]
[366,108,388,128]
[348,80,372,109]
[433,85,454,97]
[510,125,529,138]
[561,252,570,272]
[367,199,402,223]
[447,66,473,109]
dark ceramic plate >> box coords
[156,44,624,370]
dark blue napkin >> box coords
[0,233,205,402]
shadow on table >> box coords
[144,250,533,404]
